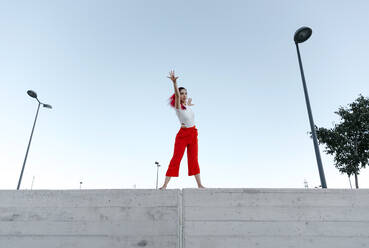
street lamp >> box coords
[155,161,161,189]
[294,27,327,188]
[17,90,52,190]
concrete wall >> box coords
[1,189,369,248]
[0,189,181,248]
[182,188,369,248]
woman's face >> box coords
[180,89,187,103]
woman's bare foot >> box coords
[159,177,171,190]
[198,185,206,189]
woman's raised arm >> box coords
[167,70,180,109]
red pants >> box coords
[165,126,200,177]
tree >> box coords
[315,95,369,188]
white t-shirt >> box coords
[175,106,195,128]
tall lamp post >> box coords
[17,90,52,190]
[155,161,161,189]
[294,27,327,188]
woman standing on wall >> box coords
[159,70,206,189]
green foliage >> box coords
[315,95,369,181]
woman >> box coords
[159,70,205,189]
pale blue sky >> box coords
[1,0,368,189]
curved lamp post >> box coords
[294,27,327,188]
[17,90,52,190]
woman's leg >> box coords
[187,129,200,176]
[194,173,205,188]
[187,128,204,188]
[159,176,172,190]
[160,130,187,189]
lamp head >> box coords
[43,104,52,109]
[27,90,38,99]
[294,27,312,43]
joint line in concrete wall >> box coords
[178,189,183,248]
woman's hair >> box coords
[169,87,187,110]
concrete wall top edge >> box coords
[182,188,369,193]
[0,189,181,193]
[1,188,369,193]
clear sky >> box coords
[1,0,368,190]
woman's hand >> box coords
[187,98,194,106]
[167,70,178,83]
